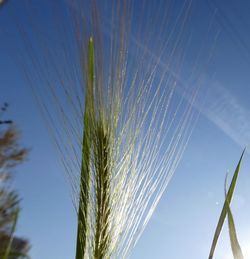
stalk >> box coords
[75,38,95,259]
[76,37,112,259]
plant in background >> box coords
[0,0,7,9]
[0,104,30,259]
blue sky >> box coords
[1,0,250,258]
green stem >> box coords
[75,37,95,259]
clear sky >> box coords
[1,0,250,259]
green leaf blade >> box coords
[227,202,244,259]
[208,148,245,259]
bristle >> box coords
[8,1,219,258]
